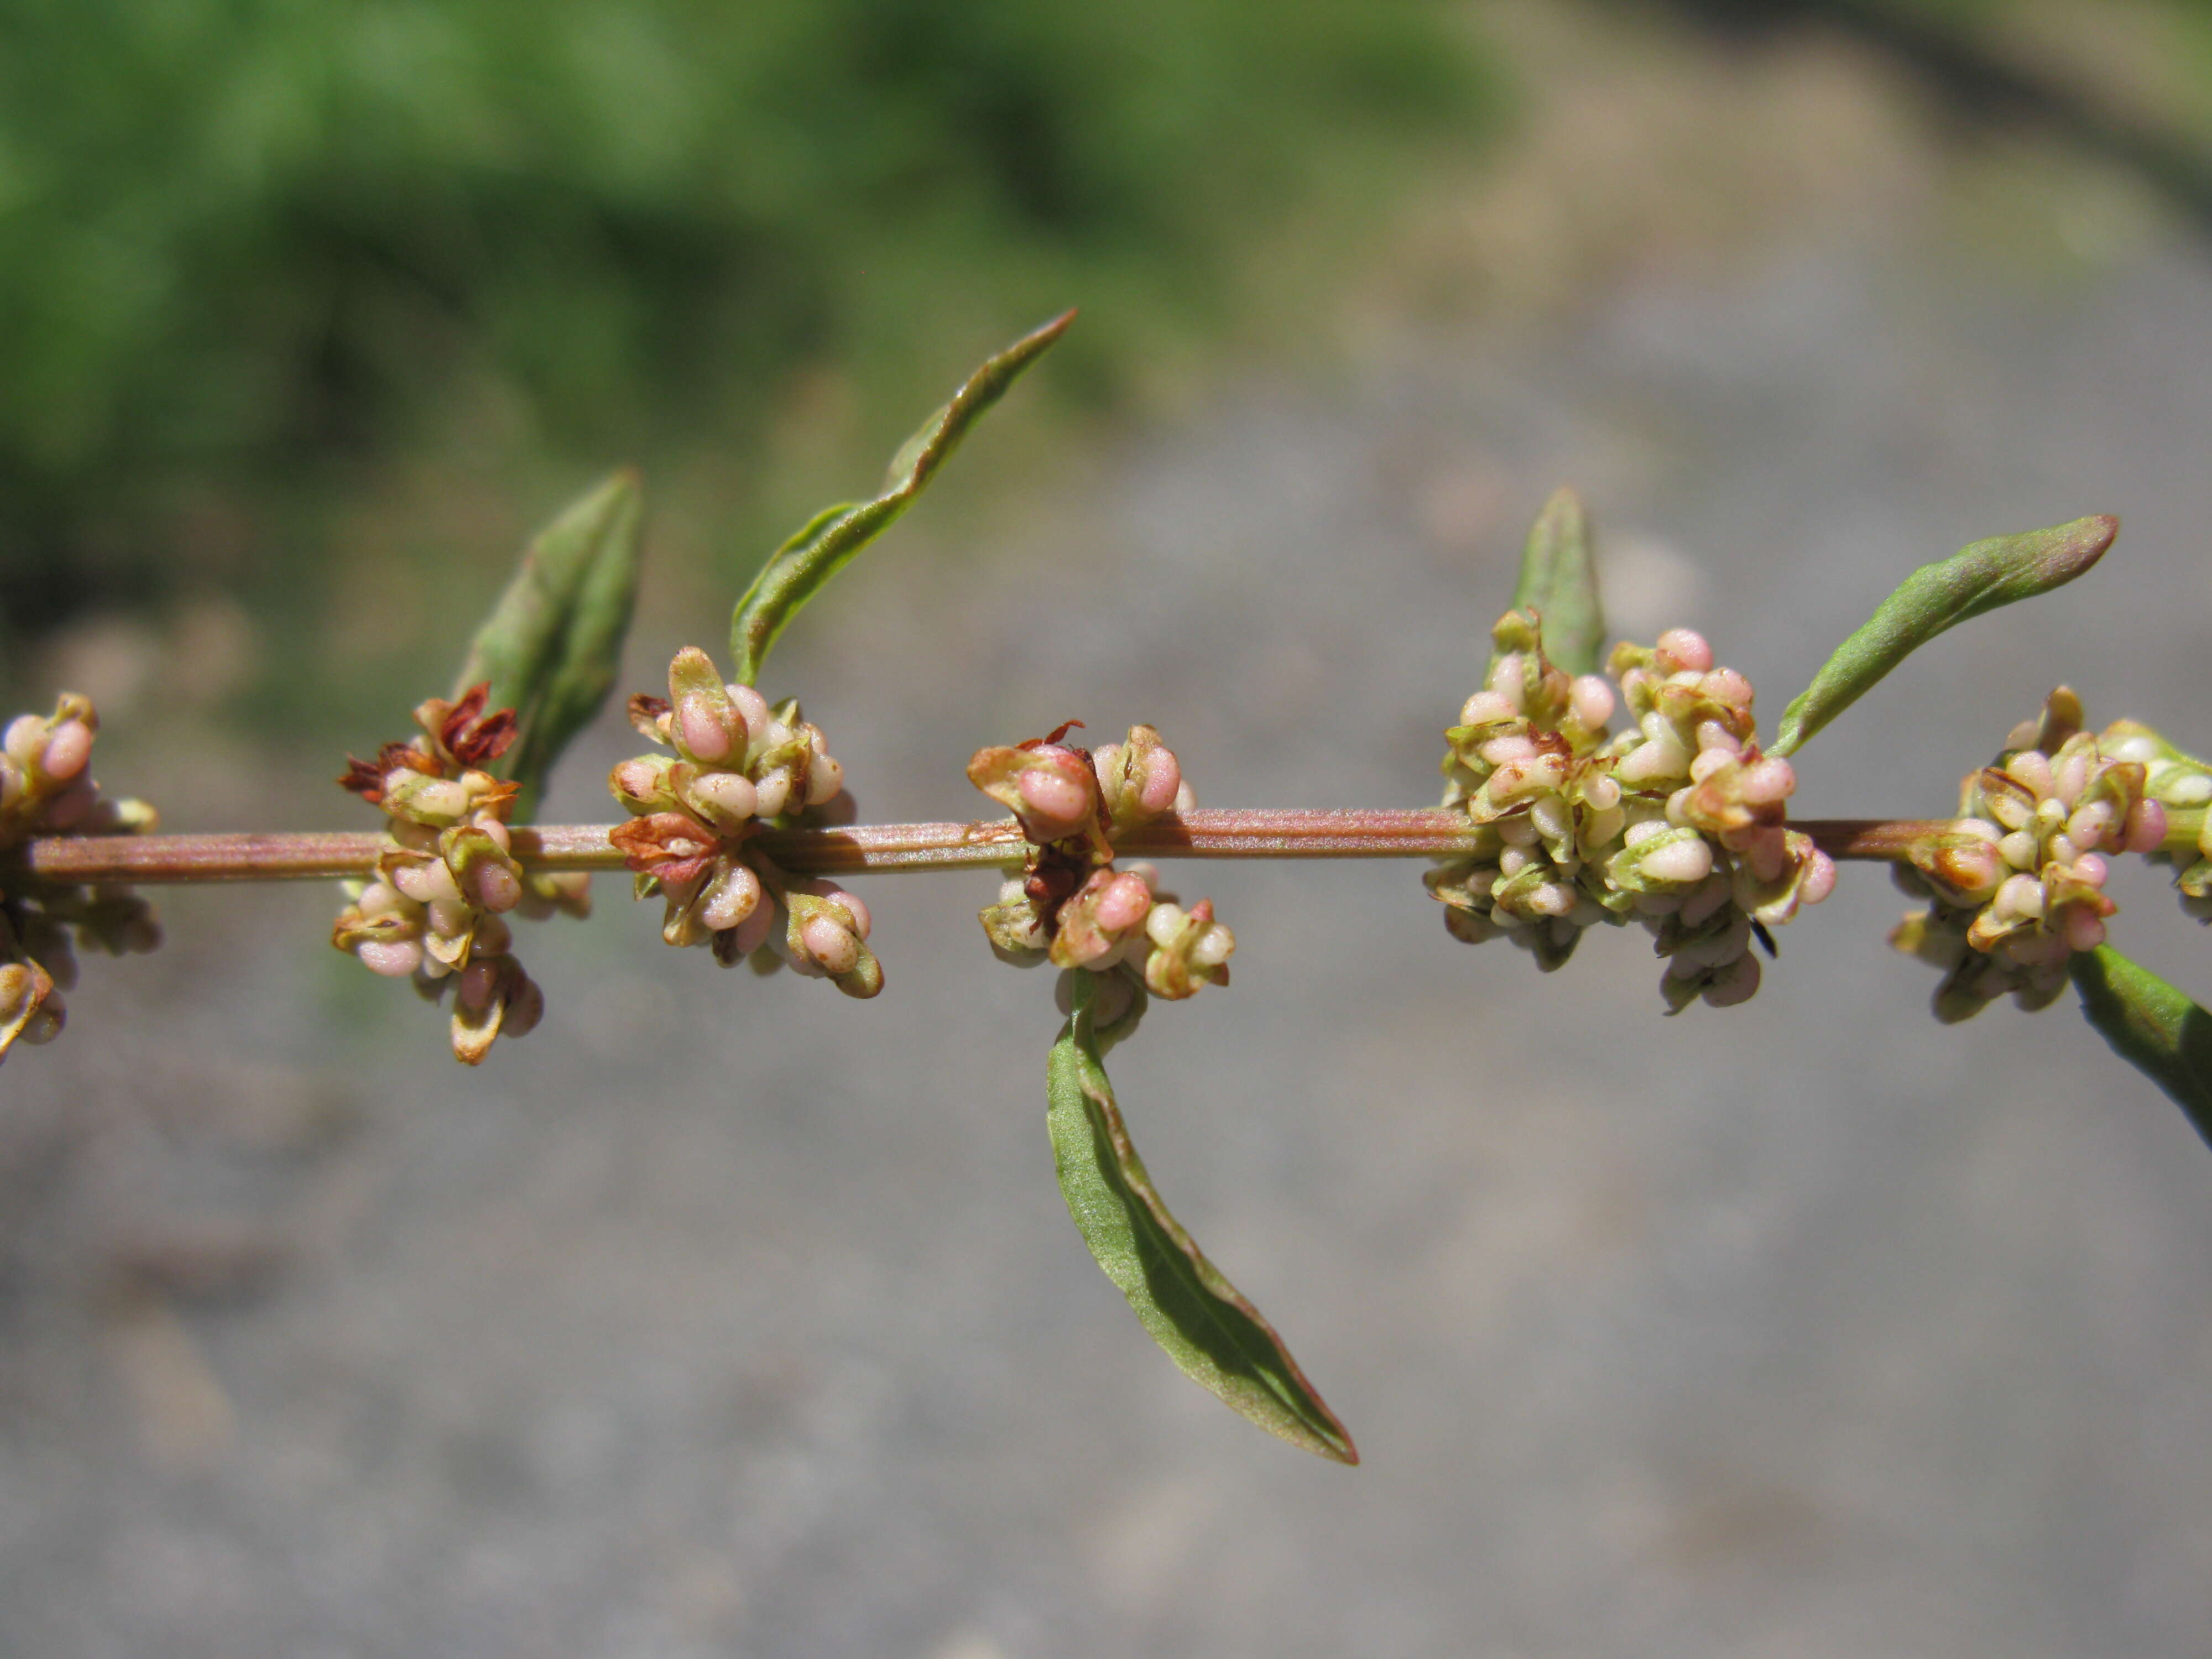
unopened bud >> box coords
[39,720,92,781]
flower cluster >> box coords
[608,646,878,997]
[333,685,589,1063]
[2098,716,2212,920]
[1,694,161,1065]
[1892,689,2165,1021]
[969,722,1229,1030]
[1427,612,1835,1010]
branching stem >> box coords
[4,808,2119,888]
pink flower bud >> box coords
[1700,669,1752,708]
[472,862,522,914]
[2051,749,2090,808]
[1928,838,2002,897]
[2005,750,2054,798]
[2064,801,2113,848]
[1655,629,1713,673]
[1486,654,1528,713]
[39,720,92,781]
[502,976,545,1038]
[612,759,666,808]
[2062,906,2107,953]
[1568,675,1615,729]
[1994,873,2044,921]
[800,914,860,975]
[1743,825,1788,883]
[727,683,770,740]
[38,774,95,830]
[2125,798,2168,854]
[1692,719,1743,759]
[1136,749,1181,817]
[457,958,500,1015]
[676,694,734,761]
[1739,757,1796,806]
[732,897,777,956]
[1801,849,1838,905]
[1097,872,1152,932]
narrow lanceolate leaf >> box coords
[454,470,645,813]
[1046,971,1358,1464]
[729,311,1074,685]
[1770,514,2116,757]
[2071,946,2212,1149]
[1505,486,1604,677]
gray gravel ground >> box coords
[7,237,2212,1657]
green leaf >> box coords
[1046,971,1359,1464]
[1505,485,1604,677]
[2071,945,2212,1149]
[1770,515,2116,758]
[453,469,645,815]
[729,311,1074,685]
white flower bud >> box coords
[1656,628,1713,673]
[1640,834,1713,885]
[3,715,44,766]
[1459,690,1519,727]
[700,862,763,931]
[688,769,758,826]
[805,755,845,807]
[1486,654,1527,713]
[751,769,792,820]
[727,684,771,745]
[357,939,425,978]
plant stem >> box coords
[4,810,1974,887]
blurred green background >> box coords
[0,0,1491,698]
[11,0,2211,734]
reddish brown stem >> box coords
[4,810,1956,887]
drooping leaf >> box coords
[728,311,1074,685]
[453,469,645,814]
[1504,485,1604,677]
[2070,945,2212,1149]
[1770,515,2116,757]
[1046,971,1358,1464]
